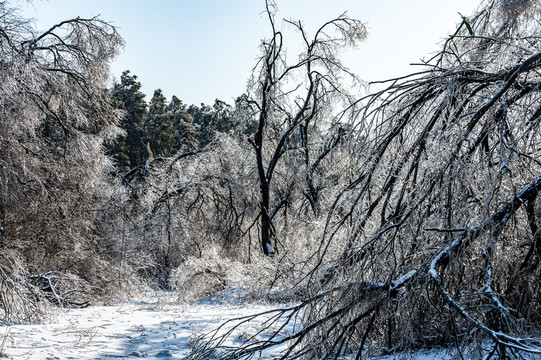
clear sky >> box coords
[21,0,480,105]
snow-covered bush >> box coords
[0,1,124,321]
[0,251,49,323]
[169,249,306,304]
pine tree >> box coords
[144,89,176,157]
[188,99,234,148]
[167,95,198,151]
[110,70,148,171]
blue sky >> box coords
[21,0,480,105]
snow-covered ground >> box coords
[1,292,284,359]
[0,292,462,359]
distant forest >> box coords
[1,0,541,358]
[107,71,248,172]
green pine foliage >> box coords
[110,72,238,169]
[144,89,176,157]
[188,99,235,148]
[109,71,148,171]
[167,96,198,151]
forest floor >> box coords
[0,291,462,359]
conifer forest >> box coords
[1,0,541,359]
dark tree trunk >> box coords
[254,101,275,256]
[0,207,3,243]
[260,181,274,256]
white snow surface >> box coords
[0,291,462,360]
[1,291,292,360]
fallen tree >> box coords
[190,0,541,358]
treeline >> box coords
[108,70,247,172]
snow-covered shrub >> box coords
[169,247,310,303]
[0,251,50,323]
[170,256,229,302]
[0,1,124,321]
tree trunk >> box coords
[260,172,275,256]
[0,208,3,243]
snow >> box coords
[0,292,286,359]
[265,243,275,256]
[2,291,532,359]
[390,269,417,290]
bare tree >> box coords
[115,132,264,286]
[0,1,123,321]
[190,0,541,358]
[242,0,366,256]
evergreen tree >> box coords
[188,99,234,148]
[110,70,148,171]
[167,95,198,151]
[211,99,234,133]
[144,89,176,157]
